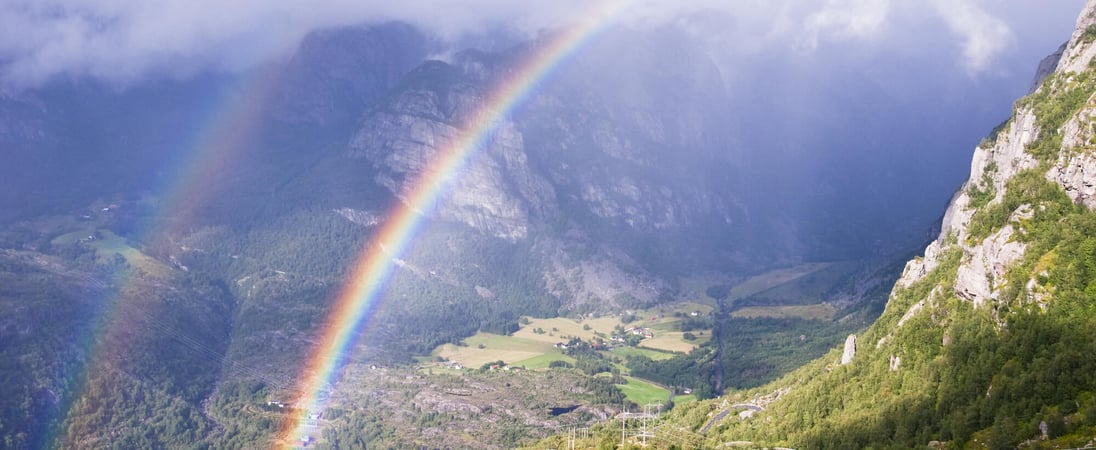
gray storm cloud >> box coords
[0,0,1084,88]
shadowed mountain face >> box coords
[2,23,966,266]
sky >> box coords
[0,0,1086,89]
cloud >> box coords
[0,0,1082,88]
[802,0,892,49]
[929,0,1015,75]
[0,0,598,87]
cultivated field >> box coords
[432,302,713,369]
[52,228,170,277]
[617,377,670,405]
[432,333,562,369]
[609,346,677,362]
[510,316,621,343]
[641,331,709,353]
[727,262,833,301]
[730,304,837,320]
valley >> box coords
[0,1,1091,449]
[0,198,877,448]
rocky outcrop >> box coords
[892,0,1096,321]
[347,62,556,241]
[954,222,1028,308]
[1054,1,1096,74]
[334,207,380,227]
[1051,97,1096,208]
[541,238,668,312]
[1050,150,1096,207]
[840,335,856,365]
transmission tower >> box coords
[618,401,662,447]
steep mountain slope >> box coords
[619,3,1096,448]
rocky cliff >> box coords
[898,0,1096,316]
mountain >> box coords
[558,3,1096,448]
[0,11,1068,449]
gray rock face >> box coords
[334,207,380,227]
[347,63,556,241]
[892,0,1096,326]
[954,223,1028,308]
[1052,104,1096,208]
[1050,151,1096,207]
[1056,1,1096,75]
[898,104,1042,293]
[841,334,857,365]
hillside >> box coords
[536,2,1096,448]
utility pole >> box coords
[621,405,626,448]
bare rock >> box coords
[954,224,1027,308]
[1055,1,1096,74]
[840,335,856,365]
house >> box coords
[690,311,700,317]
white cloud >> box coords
[802,0,892,49]
[929,0,1015,75]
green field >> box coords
[434,332,559,369]
[513,353,574,369]
[734,261,860,307]
[513,303,712,353]
[511,316,621,343]
[52,228,170,276]
[730,304,837,320]
[617,377,670,406]
[727,262,833,301]
[609,346,677,362]
[431,301,713,371]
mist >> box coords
[0,0,1082,88]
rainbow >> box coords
[280,1,625,445]
[48,66,285,447]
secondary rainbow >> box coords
[281,1,626,444]
[48,65,285,447]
